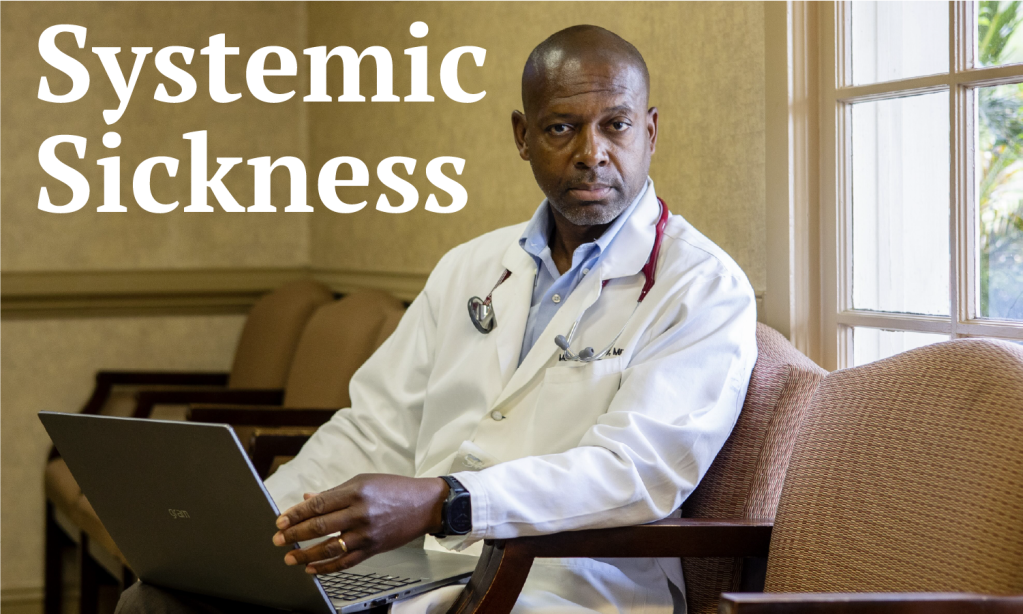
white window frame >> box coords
[816,1,1023,370]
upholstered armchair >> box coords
[454,339,1023,614]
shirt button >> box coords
[552,294,561,304]
[582,268,590,275]
[490,410,504,421]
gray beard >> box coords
[549,198,632,227]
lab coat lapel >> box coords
[488,242,535,384]
[491,270,603,410]
[596,182,661,282]
[489,182,662,410]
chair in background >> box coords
[44,279,333,614]
[721,338,1023,612]
[187,288,408,477]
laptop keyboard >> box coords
[318,571,423,602]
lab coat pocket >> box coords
[530,356,624,452]
[449,439,499,473]
[542,355,624,384]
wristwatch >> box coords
[432,476,472,537]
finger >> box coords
[277,488,345,530]
[274,507,354,546]
[304,549,370,575]
[283,532,362,567]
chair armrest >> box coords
[719,592,1023,614]
[134,388,284,418]
[187,405,337,427]
[248,429,315,478]
[446,519,772,614]
[505,517,772,558]
[46,370,233,460]
[82,370,231,415]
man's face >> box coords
[513,58,658,227]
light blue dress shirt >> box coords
[517,183,649,365]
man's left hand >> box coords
[272,474,449,574]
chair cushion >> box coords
[282,289,406,409]
[46,457,127,564]
[77,496,127,565]
[229,280,334,390]
[45,458,83,519]
[680,323,826,614]
[766,339,1023,595]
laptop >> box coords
[39,412,478,613]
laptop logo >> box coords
[168,509,190,519]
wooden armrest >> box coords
[506,517,772,559]
[47,370,233,460]
[446,519,772,614]
[81,370,230,415]
[187,405,337,427]
[719,592,1023,614]
[94,370,230,387]
[248,430,315,478]
[134,388,284,418]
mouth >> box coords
[567,184,614,201]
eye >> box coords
[610,120,631,131]
[547,123,571,135]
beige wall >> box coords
[0,1,305,598]
[1,315,246,592]
[1,2,310,271]
[1,1,767,599]
[307,2,767,289]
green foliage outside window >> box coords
[978,1,1023,320]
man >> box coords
[118,24,756,614]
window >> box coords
[821,1,1023,368]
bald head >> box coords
[522,25,650,116]
[511,25,658,229]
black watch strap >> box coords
[433,476,472,538]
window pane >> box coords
[977,1,1023,67]
[978,83,1023,321]
[852,327,948,366]
[851,1,949,85]
[852,93,950,316]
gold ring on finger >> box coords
[338,536,348,554]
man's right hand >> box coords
[271,473,449,574]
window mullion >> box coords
[949,0,961,338]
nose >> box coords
[573,125,609,170]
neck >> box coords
[548,208,610,275]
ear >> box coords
[646,107,659,155]
[511,110,530,161]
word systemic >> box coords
[36,22,482,214]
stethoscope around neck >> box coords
[467,197,670,363]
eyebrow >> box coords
[543,105,636,121]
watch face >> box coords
[448,495,472,534]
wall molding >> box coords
[2,268,764,321]
[1,585,44,612]
[1,268,430,319]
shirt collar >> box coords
[518,179,652,262]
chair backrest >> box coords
[765,339,1023,594]
[680,323,826,614]
[281,289,406,409]
[228,280,334,389]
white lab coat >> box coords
[265,182,758,614]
